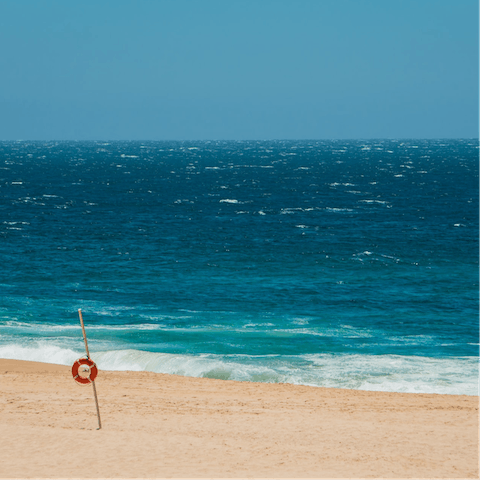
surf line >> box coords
[71,308,102,429]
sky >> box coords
[0,0,478,140]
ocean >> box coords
[0,139,478,395]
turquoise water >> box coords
[0,139,478,394]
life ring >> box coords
[72,357,98,385]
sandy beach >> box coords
[0,359,478,478]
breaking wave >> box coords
[0,343,477,396]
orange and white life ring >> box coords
[72,357,98,385]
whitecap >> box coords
[280,208,298,214]
[359,200,389,205]
[325,207,354,213]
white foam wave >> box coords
[280,207,318,214]
[0,321,169,332]
[0,344,477,395]
[0,343,80,365]
[303,354,479,395]
[359,200,389,205]
[325,207,354,213]
[352,251,401,263]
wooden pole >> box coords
[78,308,90,358]
[91,380,102,430]
[78,308,102,430]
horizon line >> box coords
[1,137,479,143]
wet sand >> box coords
[0,359,478,478]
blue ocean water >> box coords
[0,139,478,395]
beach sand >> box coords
[0,359,478,478]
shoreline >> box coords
[2,349,477,396]
[1,358,478,478]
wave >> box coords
[0,343,80,365]
[0,321,171,332]
[325,207,354,213]
[358,199,390,205]
[0,343,477,396]
[0,321,378,338]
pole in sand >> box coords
[71,308,102,429]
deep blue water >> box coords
[0,139,478,394]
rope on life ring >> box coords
[72,357,98,385]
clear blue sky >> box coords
[0,0,478,140]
